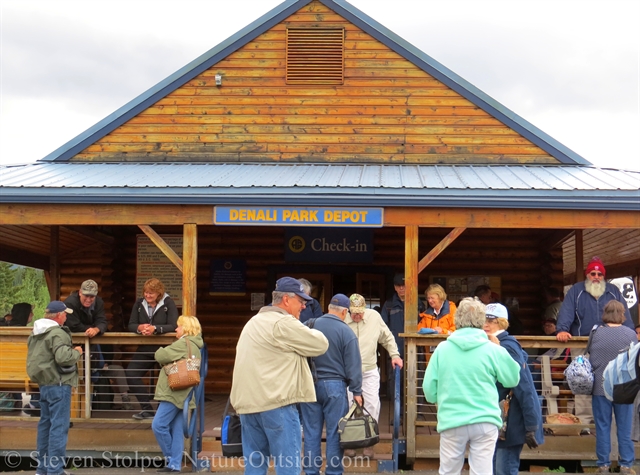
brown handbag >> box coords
[163,339,201,390]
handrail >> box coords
[182,344,208,472]
[392,365,401,472]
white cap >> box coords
[486,303,508,320]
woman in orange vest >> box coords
[418,284,457,334]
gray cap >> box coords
[80,279,98,296]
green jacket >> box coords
[154,334,204,409]
[27,319,81,387]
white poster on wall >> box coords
[610,277,638,309]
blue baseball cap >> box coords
[330,293,350,309]
[275,277,312,301]
[46,301,73,314]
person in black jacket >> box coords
[126,278,178,420]
[64,280,107,338]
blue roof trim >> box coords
[43,0,589,166]
[43,0,311,162]
[321,0,590,166]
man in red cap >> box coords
[556,256,633,342]
[556,256,633,429]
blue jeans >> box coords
[592,395,635,468]
[152,401,184,470]
[240,404,301,475]
[300,379,349,475]
[494,444,523,475]
[35,385,72,475]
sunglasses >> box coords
[589,272,604,277]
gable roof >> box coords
[42,0,589,166]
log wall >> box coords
[111,225,562,394]
[72,1,558,165]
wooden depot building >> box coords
[1,0,639,466]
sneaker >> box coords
[620,467,636,475]
[132,411,155,420]
[597,466,610,473]
[121,395,134,411]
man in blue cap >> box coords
[300,294,363,475]
[231,277,329,475]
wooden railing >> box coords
[402,334,591,462]
[0,329,175,421]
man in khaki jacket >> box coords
[230,277,328,475]
[346,294,402,423]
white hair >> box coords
[455,297,486,329]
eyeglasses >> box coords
[293,296,306,306]
[81,294,97,299]
[589,272,604,277]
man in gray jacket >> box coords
[27,301,83,475]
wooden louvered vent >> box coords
[286,28,344,84]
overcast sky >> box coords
[1,0,638,170]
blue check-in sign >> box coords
[214,206,383,227]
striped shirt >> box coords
[589,325,637,396]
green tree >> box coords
[0,262,18,316]
[14,267,50,321]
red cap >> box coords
[585,256,606,276]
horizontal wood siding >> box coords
[72,1,557,165]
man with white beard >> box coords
[556,256,633,342]
[555,256,633,429]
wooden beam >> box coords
[50,226,60,300]
[418,227,465,273]
[575,230,584,279]
[404,225,419,334]
[1,204,638,228]
[2,204,215,225]
[384,208,640,229]
[138,225,183,273]
[182,224,198,316]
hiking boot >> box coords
[620,467,636,475]
[132,411,155,420]
[596,466,610,473]
[121,395,134,411]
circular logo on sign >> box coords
[224,261,233,270]
[610,277,638,308]
[289,236,305,253]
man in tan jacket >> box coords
[230,277,328,475]
[346,294,402,423]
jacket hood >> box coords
[183,334,204,349]
[446,327,490,351]
[142,293,171,314]
[32,318,59,336]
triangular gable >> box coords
[43,0,589,166]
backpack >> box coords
[564,325,597,395]
[221,398,243,457]
[603,342,640,404]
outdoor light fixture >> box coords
[215,74,222,86]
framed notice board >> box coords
[136,235,183,307]
[429,275,501,305]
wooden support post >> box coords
[404,225,419,464]
[405,225,419,334]
[138,225,183,273]
[50,226,60,300]
[575,230,584,280]
[182,224,198,316]
[418,227,466,273]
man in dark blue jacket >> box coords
[556,256,632,428]
[301,294,363,475]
